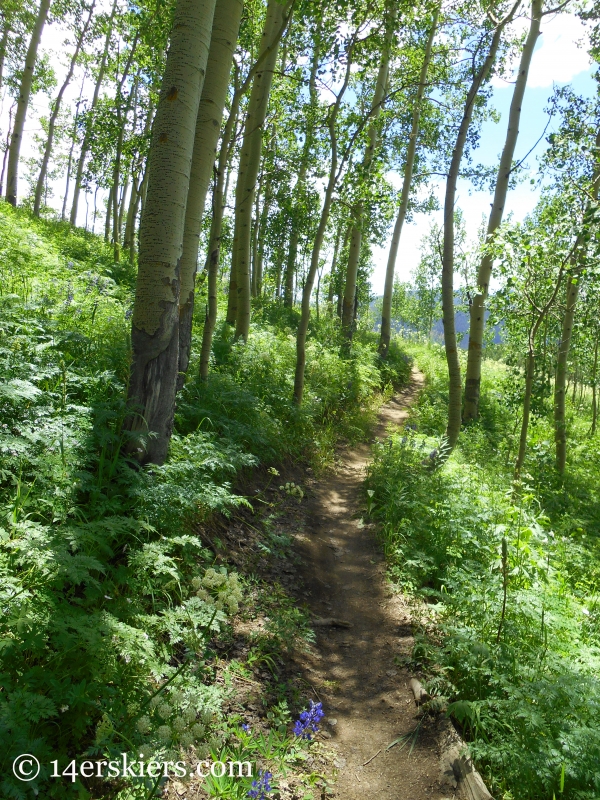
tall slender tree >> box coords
[441,2,519,449]
[341,3,395,344]
[232,0,294,341]
[70,0,118,225]
[5,0,52,206]
[463,0,542,420]
[33,0,96,216]
[176,0,244,388]
[126,0,217,465]
[379,8,438,357]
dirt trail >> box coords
[294,368,452,800]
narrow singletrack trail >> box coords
[294,368,452,800]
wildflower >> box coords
[136,715,151,734]
[157,725,172,743]
[180,731,194,749]
[191,722,205,739]
[247,769,273,799]
[173,716,186,733]
[241,723,251,733]
[157,702,171,719]
[293,700,324,739]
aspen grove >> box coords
[2,0,600,797]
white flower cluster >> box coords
[192,567,243,614]
[279,481,304,499]
[136,690,212,751]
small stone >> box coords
[328,718,338,726]
[321,730,332,739]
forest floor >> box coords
[292,368,455,800]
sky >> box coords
[369,10,597,294]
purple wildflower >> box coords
[247,769,272,799]
[241,723,251,733]
[293,700,324,739]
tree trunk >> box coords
[233,0,292,341]
[34,1,95,216]
[123,173,139,252]
[327,228,343,305]
[379,8,438,356]
[201,87,241,376]
[126,0,216,465]
[592,335,598,436]
[111,51,139,260]
[464,0,542,420]
[175,0,243,388]
[123,98,155,259]
[5,0,52,206]
[441,7,518,449]
[341,9,395,344]
[70,0,118,225]
[0,26,9,91]
[514,349,535,479]
[283,34,320,307]
[554,282,578,472]
[104,184,113,242]
[0,103,15,196]
[293,40,354,404]
[553,129,600,471]
[61,78,86,220]
[254,171,273,296]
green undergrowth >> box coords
[0,201,410,799]
[366,342,600,800]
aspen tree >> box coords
[283,28,320,308]
[441,2,519,449]
[341,5,395,344]
[33,1,96,216]
[463,0,542,420]
[554,129,600,472]
[110,52,140,261]
[61,80,86,219]
[70,0,118,225]
[293,36,355,404]
[379,9,438,357]
[126,0,216,465]
[5,0,52,206]
[176,0,244,387]
[201,81,241,377]
[123,98,155,260]
[253,167,273,295]
[233,0,293,341]
[0,26,9,91]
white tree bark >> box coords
[341,8,395,343]
[70,0,118,225]
[463,0,542,420]
[176,0,244,387]
[33,1,96,216]
[5,0,52,206]
[126,0,217,465]
[442,3,519,449]
[233,0,292,341]
[379,9,438,356]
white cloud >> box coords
[494,13,592,89]
[528,13,592,87]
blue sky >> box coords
[370,10,597,293]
